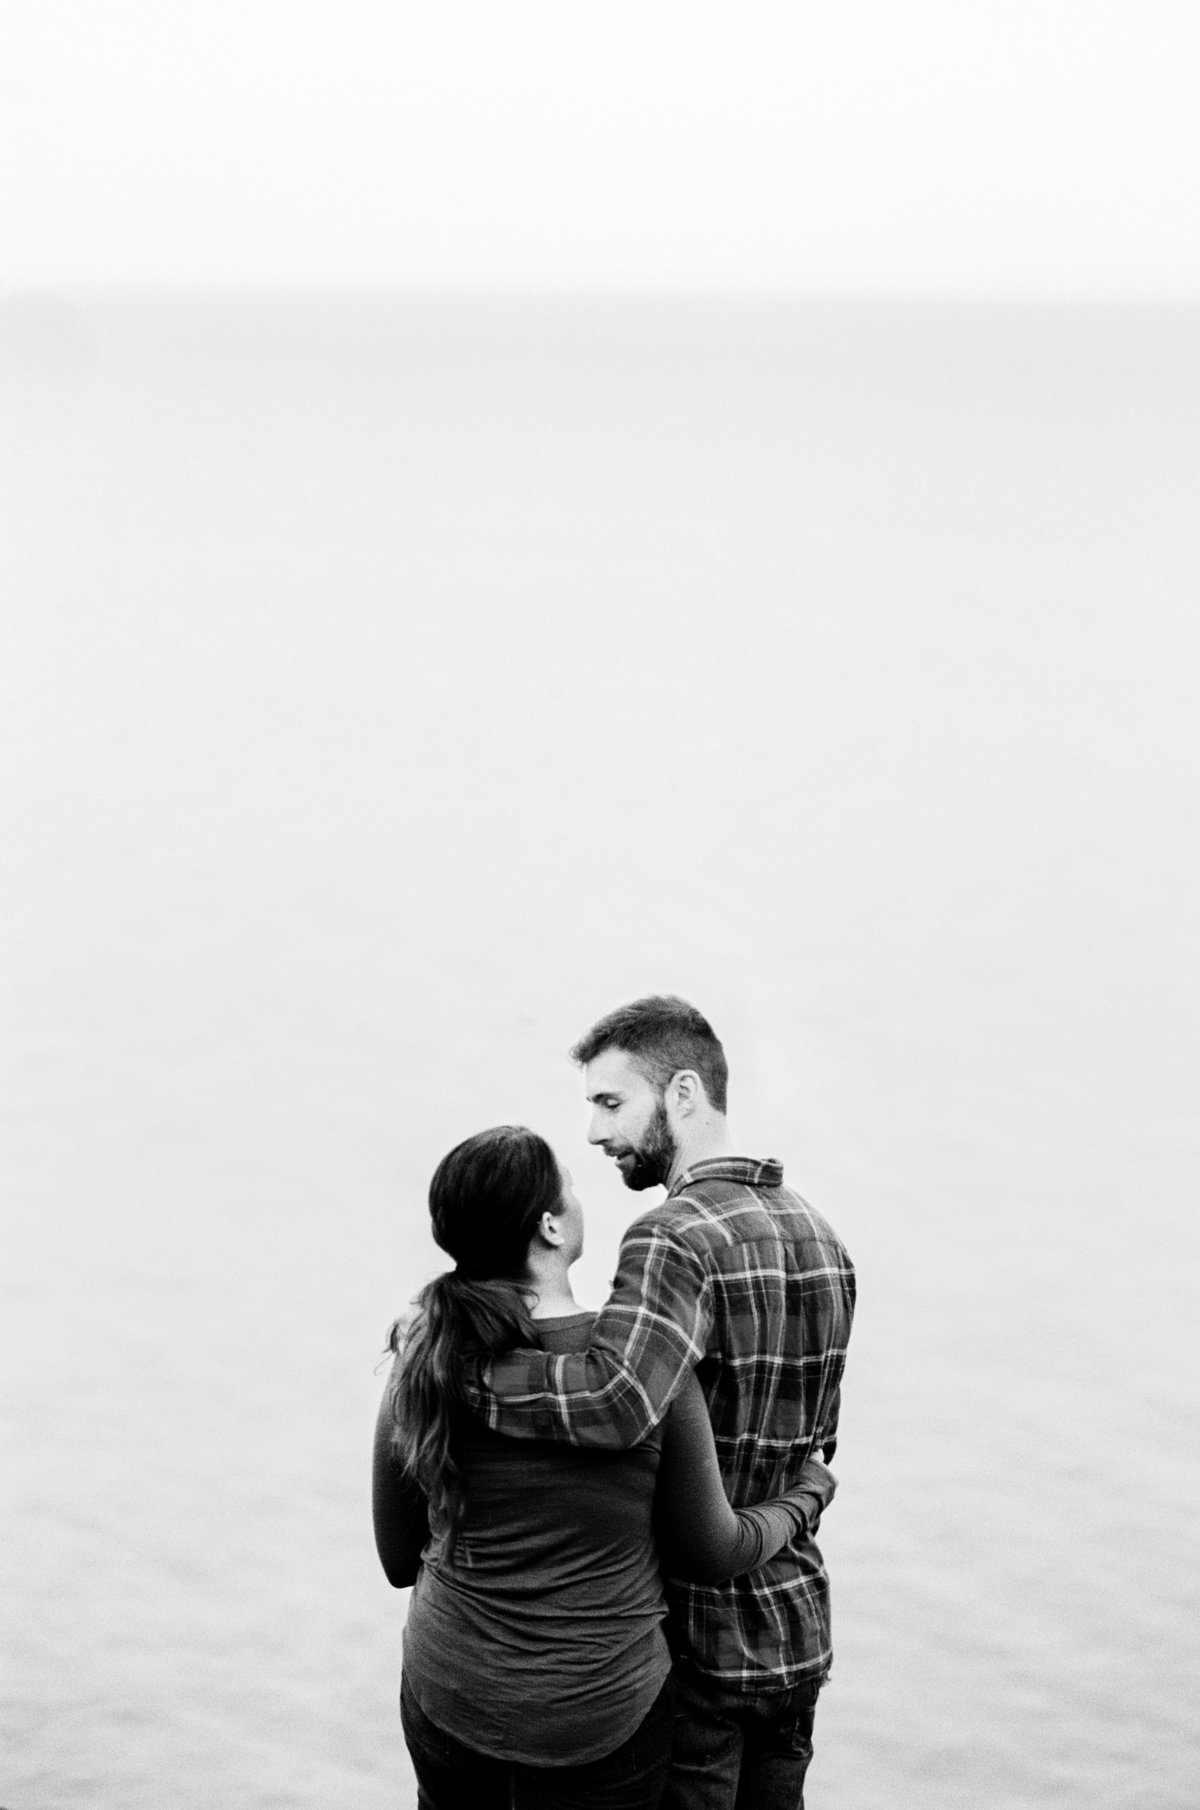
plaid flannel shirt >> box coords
[472,1156,856,1687]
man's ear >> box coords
[670,1070,703,1117]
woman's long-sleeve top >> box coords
[373,1311,835,1769]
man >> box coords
[470,995,856,1810]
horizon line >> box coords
[5,279,1200,309]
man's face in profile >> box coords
[583,1047,676,1191]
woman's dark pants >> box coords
[401,1672,676,1810]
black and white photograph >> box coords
[3,6,1197,1807]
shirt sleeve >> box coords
[465,1217,712,1449]
[371,1376,431,1588]
[819,1382,842,1463]
[653,1372,838,1583]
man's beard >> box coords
[619,1098,676,1191]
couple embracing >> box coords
[373,996,856,1809]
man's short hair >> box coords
[570,995,728,1113]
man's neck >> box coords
[666,1118,736,1192]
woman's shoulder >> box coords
[503,1311,665,1456]
[532,1310,597,1354]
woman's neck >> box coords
[524,1254,584,1320]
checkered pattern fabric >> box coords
[471,1157,856,1685]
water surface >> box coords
[2,292,1198,1807]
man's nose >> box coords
[586,1112,605,1145]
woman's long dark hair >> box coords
[385,1125,562,1550]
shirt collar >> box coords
[667,1156,784,1197]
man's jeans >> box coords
[662,1664,823,1810]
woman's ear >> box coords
[538,1209,564,1248]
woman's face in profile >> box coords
[557,1164,586,1266]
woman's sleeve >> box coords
[654,1371,838,1585]
[372,1379,431,1588]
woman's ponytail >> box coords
[383,1125,562,1554]
[386,1269,538,1551]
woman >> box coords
[373,1125,835,1810]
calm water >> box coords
[2,293,1198,1808]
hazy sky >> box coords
[2,0,1198,292]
